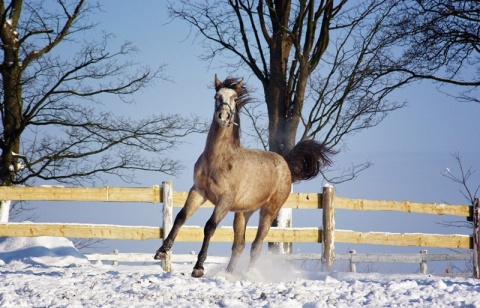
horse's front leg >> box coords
[226,211,253,273]
[154,186,205,260]
[191,204,230,278]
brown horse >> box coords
[154,75,334,278]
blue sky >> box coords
[30,2,479,272]
[85,2,478,203]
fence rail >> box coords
[0,183,478,277]
[83,249,473,276]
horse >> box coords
[154,75,334,278]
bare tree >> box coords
[443,152,479,205]
[0,1,204,221]
[168,1,417,177]
[387,0,480,103]
[440,152,478,229]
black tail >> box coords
[285,140,335,183]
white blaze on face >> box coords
[215,88,237,127]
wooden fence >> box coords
[0,182,478,277]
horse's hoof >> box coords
[191,268,204,278]
[153,251,166,260]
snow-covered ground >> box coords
[0,236,479,307]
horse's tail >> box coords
[285,140,335,183]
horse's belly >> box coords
[229,199,266,212]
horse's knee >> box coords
[231,241,246,254]
[204,218,217,235]
[250,241,262,257]
[174,208,187,225]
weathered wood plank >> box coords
[284,193,322,209]
[0,223,321,243]
[0,186,162,203]
[172,191,322,209]
[84,252,229,264]
[338,253,472,263]
[335,197,471,218]
[423,253,473,261]
[336,230,472,249]
[85,253,157,262]
[175,226,322,243]
[351,254,424,263]
[322,185,335,271]
[0,223,162,240]
[83,251,473,265]
[0,186,471,218]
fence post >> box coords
[161,181,173,272]
[349,250,357,273]
[474,198,480,279]
[321,184,335,272]
[420,250,428,274]
[113,249,119,266]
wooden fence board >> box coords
[0,186,470,216]
[0,223,322,243]
[2,223,470,250]
[336,230,472,249]
[0,186,162,203]
[86,253,157,262]
[0,223,162,240]
[340,252,472,263]
[172,192,322,209]
[335,197,471,218]
[175,226,322,243]
[351,253,423,263]
[284,193,322,209]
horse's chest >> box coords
[198,156,233,177]
[194,162,234,200]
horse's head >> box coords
[214,75,243,128]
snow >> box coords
[1,236,480,307]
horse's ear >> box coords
[234,78,244,93]
[214,74,223,91]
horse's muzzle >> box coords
[217,109,232,127]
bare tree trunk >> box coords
[264,29,300,253]
[1,17,22,186]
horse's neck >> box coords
[204,123,238,158]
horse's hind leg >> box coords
[226,211,253,273]
[249,204,282,269]
[154,186,205,260]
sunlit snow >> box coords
[1,236,479,307]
